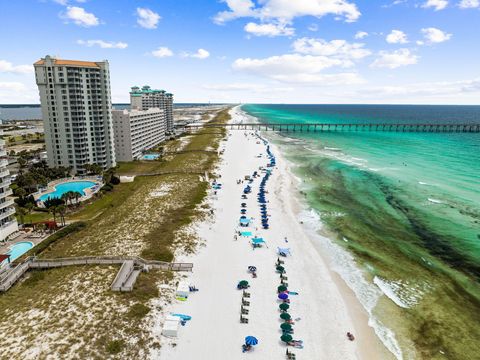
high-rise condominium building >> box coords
[129,85,174,133]
[0,131,18,242]
[34,55,116,174]
[112,108,166,161]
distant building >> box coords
[130,85,174,134]
[112,108,166,161]
[33,55,116,174]
[0,131,18,241]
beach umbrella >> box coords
[281,334,293,343]
[280,313,291,321]
[245,336,258,346]
[248,266,257,272]
[277,285,288,293]
[278,293,288,300]
[276,266,285,273]
[238,280,249,287]
[280,323,292,331]
[279,303,290,311]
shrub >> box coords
[110,176,120,185]
[101,184,113,192]
[127,303,150,319]
[106,340,124,355]
[15,222,87,262]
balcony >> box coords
[0,198,14,210]
[0,189,13,199]
[0,207,16,220]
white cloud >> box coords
[136,7,161,29]
[459,0,480,8]
[308,23,319,32]
[0,82,38,104]
[0,82,27,92]
[204,83,294,93]
[421,27,452,44]
[386,30,408,44]
[151,47,174,58]
[0,60,33,74]
[292,38,371,61]
[62,6,99,27]
[371,48,418,69]
[182,49,210,59]
[422,0,448,11]
[232,53,364,85]
[354,31,368,39]
[362,78,480,97]
[77,40,128,49]
[244,22,295,37]
[214,0,361,24]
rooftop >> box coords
[34,58,101,68]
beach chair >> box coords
[242,298,250,306]
[243,290,251,298]
[240,315,249,324]
[241,306,249,315]
[281,275,288,281]
[281,280,288,287]
[277,258,285,265]
[286,349,296,359]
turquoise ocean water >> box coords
[242,104,480,360]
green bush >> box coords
[127,303,150,319]
[106,340,124,354]
[101,184,113,192]
[15,222,87,262]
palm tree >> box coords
[57,205,66,227]
[73,191,82,204]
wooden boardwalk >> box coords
[0,256,193,293]
[182,122,480,133]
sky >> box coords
[0,0,479,104]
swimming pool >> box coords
[142,154,160,160]
[5,241,33,262]
[39,181,97,202]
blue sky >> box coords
[0,0,479,104]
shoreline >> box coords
[157,106,391,359]
[267,137,394,360]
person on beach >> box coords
[347,332,355,341]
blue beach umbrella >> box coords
[245,336,258,346]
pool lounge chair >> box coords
[240,315,249,324]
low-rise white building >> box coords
[112,108,166,162]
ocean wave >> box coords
[427,198,444,204]
[418,181,430,185]
[374,276,431,310]
[324,146,342,151]
[298,208,404,360]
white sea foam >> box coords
[374,276,431,309]
[298,208,404,360]
[428,198,444,204]
[418,181,429,185]
[324,146,342,151]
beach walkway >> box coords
[0,256,193,292]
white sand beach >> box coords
[158,106,391,359]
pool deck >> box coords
[0,230,49,260]
[33,176,103,203]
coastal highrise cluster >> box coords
[0,131,18,242]
[129,85,174,134]
[33,56,116,174]
[34,56,175,174]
